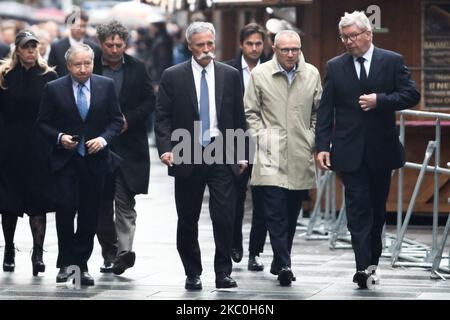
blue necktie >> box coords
[76,83,88,156]
[199,69,210,147]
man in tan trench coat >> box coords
[244,30,322,286]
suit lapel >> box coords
[214,61,224,122]
[367,47,383,83]
[86,75,98,122]
[342,53,359,83]
[64,75,84,122]
[185,61,199,117]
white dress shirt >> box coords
[241,55,260,90]
[69,35,83,47]
[191,57,219,138]
[354,44,374,79]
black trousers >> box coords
[175,163,236,276]
[340,163,391,271]
[54,154,104,272]
[248,186,267,255]
[254,186,305,268]
[232,165,267,255]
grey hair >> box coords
[338,11,372,33]
[274,30,301,47]
[185,21,215,43]
[64,43,94,65]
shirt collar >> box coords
[241,55,260,71]
[71,77,91,92]
[355,43,374,62]
[191,57,214,74]
[276,62,297,75]
[102,56,125,69]
[69,35,83,47]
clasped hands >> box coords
[60,134,104,154]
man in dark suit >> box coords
[315,11,420,289]
[155,21,247,290]
[93,21,155,275]
[224,23,268,272]
[38,44,123,286]
[48,10,101,76]
[0,41,10,59]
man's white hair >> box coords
[338,11,372,33]
[274,30,301,47]
[185,21,215,43]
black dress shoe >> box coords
[80,272,95,286]
[185,275,202,290]
[3,244,15,272]
[56,267,70,283]
[31,245,45,276]
[270,261,296,281]
[100,261,114,273]
[112,251,136,275]
[278,267,294,286]
[353,271,370,289]
[248,255,264,271]
[231,248,243,263]
[215,273,238,289]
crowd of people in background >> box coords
[0,7,420,291]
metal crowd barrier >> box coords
[389,110,450,279]
[297,170,352,249]
[297,109,450,279]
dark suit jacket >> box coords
[37,74,124,175]
[224,51,268,94]
[48,37,101,76]
[155,60,247,178]
[316,47,420,172]
[0,42,10,59]
[93,53,155,194]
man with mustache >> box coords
[155,21,247,290]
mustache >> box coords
[196,52,216,60]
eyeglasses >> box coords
[339,31,366,42]
[278,47,300,55]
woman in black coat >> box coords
[0,30,57,275]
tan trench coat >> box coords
[244,54,322,190]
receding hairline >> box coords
[274,30,301,47]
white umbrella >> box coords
[110,1,165,27]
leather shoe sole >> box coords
[100,263,114,273]
[113,251,136,275]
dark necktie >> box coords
[357,56,367,82]
[199,69,210,147]
[76,83,88,156]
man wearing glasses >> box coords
[315,11,420,289]
[244,30,322,286]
